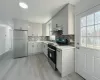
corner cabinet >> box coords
[57,48,75,77]
[52,4,75,35]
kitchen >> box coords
[13,4,75,77]
[0,0,100,80]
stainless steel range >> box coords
[48,43,57,70]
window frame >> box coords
[80,11,100,50]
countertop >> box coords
[28,41,75,50]
[56,46,75,50]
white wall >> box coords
[75,0,100,15]
[0,19,13,56]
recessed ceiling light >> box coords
[19,2,28,9]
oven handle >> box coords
[48,47,56,51]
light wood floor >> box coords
[0,53,84,80]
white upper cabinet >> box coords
[42,21,51,36]
[28,23,42,36]
[13,19,42,36]
[42,43,48,57]
[52,4,75,35]
[48,21,53,36]
[46,23,50,36]
[28,25,33,36]
[42,24,46,36]
[13,19,28,30]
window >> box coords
[81,11,100,49]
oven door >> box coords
[48,47,56,64]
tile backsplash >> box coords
[28,36,49,41]
[28,35,75,46]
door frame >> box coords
[75,4,100,80]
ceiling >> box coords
[0,0,80,23]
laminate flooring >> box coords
[0,53,85,80]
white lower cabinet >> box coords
[37,42,42,53]
[28,42,42,56]
[42,43,48,57]
[57,49,62,73]
[57,48,75,77]
[28,42,33,55]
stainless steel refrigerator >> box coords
[13,30,28,58]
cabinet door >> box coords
[21,23,28,30]
[42,24,46,36]
[22,26,28,30]
[18,25,28,30]
[57,49,62,73]
[42,43,47,56]
[37,42,42,53]
[14,25,21,30]
[32,24,42,36]
[14,19,28,30]
[44,44,48,57]
[43,43,45,54]
[46,23,50,36]
[28,43,33,55]
[28,26,33,36]
[32,43,37,54]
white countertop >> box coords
[56,46,75,50]
[28,41,75,50]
